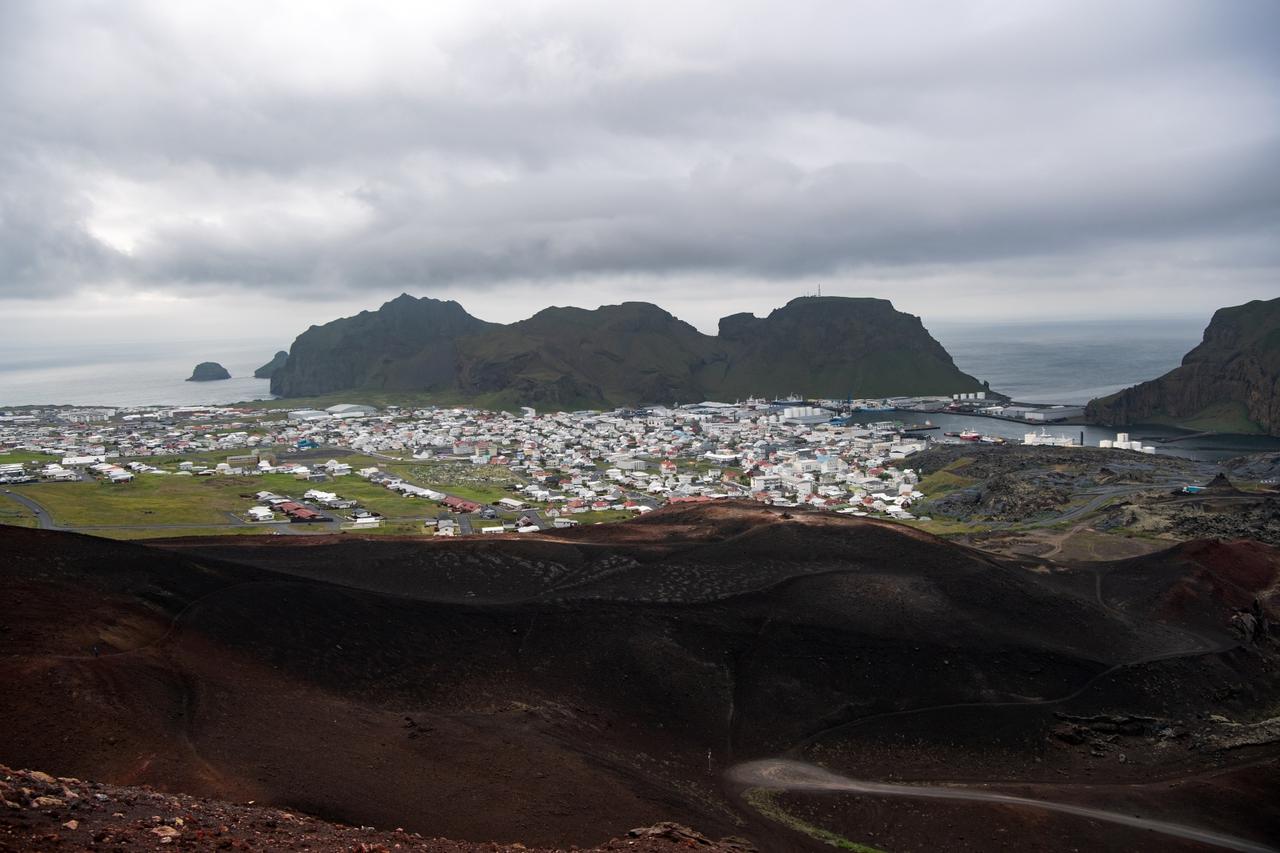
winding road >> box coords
[3,489,54,528]
[729,759,1278,853]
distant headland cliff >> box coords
[1088,297,1280,436]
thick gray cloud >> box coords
[0,0,1277,320]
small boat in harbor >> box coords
[957,429,982,441]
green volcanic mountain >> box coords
[269,294,985,406]
[1087,297,1280,436]
[271,294,496,398]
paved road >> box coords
[1024,484,1154,528]
[3,490,55,529]
[954,479,1191,532]
[729,759,1276,853]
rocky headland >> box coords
[1088,297,1280,436]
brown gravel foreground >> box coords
[0,766,756,853]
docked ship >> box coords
[1023,428,1079,448]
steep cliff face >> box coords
[271,294,983,406]
[269,295,496,397]
[1087,298,1280,435]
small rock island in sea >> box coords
[187,362,232,382]
[253,350,289,379]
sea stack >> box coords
[253,351,289,379]
[187,361,231,382]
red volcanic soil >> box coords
[2,503,1279,852]
[0,764,754,852]
[1102,538,1280,636]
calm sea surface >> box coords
[928,318,1207,404]
[0,339,282,407]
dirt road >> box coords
[729,759,1278,853]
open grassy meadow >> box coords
[2,449,650,536]
[408,461,526,505]
[0,493,39,528]
[0,451,60,466]
[10,471,434,528]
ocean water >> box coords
[929,318,1206,404]
[0,339,283,408]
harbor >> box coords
[874,410,1280,463]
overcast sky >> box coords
[1,0,1277,345]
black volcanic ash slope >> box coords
[269,294,984,404]
[3,505,1277,850]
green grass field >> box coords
[0,451,59,465]
[9,471,431,528]
[0,493,39,528]
[742,788,886,853]
[917,457,977,497]
[98,526,274,541]
[2,450,653,534]
[576,509,640,524]
[421,483,515,505]
[12,477,237,526]
[1154,400,1263,435]
[408,461,526,505]
[345,521,436,536]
